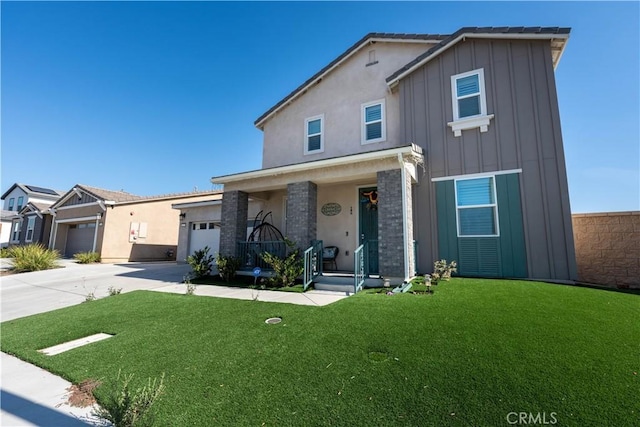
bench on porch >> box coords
[322,246,339,271]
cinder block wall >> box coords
[572,211,639,289]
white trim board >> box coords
[55,215,102,224]
[431,169,522,182]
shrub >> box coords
[74,251,101,264]
[0,247,11,258]
[183,273,196,295]
[9,244,60,272]
[216,253,241,282]
[260,238,303,288]
[187,246,215,278]
[93,371,165,427]
[108,286,123,296]
[425,259,457,286]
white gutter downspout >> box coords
[92,215,100,252]
[398,153,410,281]
[48,209,57,250]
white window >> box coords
[448,68,493,137]
[11,220,21,242]
[304,115,324,154]
[455,176,499,237]
[361,100,386,144]
[7,198,15,211]
[25,217,36,242]
[17,196,24,211]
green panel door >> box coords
[359,187,379,275]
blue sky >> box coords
[2,1,638,213]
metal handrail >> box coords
[303,240,323,291]
[354,242,367,293]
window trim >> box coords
[304,114,324,155]
[11,220,22,242]
[448,68,493,137]
[25,216,36,242]
[8,198,15,211]
[17,196,24,211]
[454,175,500,238]
[361,99,386,145]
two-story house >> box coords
[212,27,577,286]
[1,183,63,247]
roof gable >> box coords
[386,26,570,87]
[253,32,447,129]
[1,183,62,200]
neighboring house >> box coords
[171,193,264,263]
[0,183,63,247]
[1,183,62,212]
[212,27,577,285]
[48,185,220,262]
[0,210,20,248]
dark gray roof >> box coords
[1,210,20,220]
[386,26,571,83]
[1,183,63,200]
[253,32,447,128]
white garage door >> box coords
[189,222,220,258]
[65,223,96,257]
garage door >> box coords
[65,223,96,257]
[189,222,220,258]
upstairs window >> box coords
[304,115,324,154]
[7,198,14,211]
[17,196,24,211]
[25,216,36,242]
[362,99,386,144]
[455,176,499,237]
[454,71,483,119]
[448,68,493,137]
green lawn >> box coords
[1,279,638,426]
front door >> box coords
[359,187,379,275]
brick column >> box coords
[286,181,317,251]
[220,190,248,257]
[377,169,411,280]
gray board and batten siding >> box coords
[400,38,576,281]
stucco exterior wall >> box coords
[261,42,433,168]
[572,212,639,289]
[317,184,360,271]
[100,194,216,263]
[400,38,576,281]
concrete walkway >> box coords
[1,260,349,426]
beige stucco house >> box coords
[49,185,220,263]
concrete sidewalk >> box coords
[151,283,350,305]
[1,261,349,426]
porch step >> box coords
[313,275,384,293]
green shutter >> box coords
[496,174,527,278]
[435,181,458,263]
[458,238,501,277]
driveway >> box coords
[1,260,192,322]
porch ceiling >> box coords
[213,144,424,193]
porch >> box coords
[211,144,425,291]
[235,239,384,294]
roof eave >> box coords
[386,31,570,88]
[254,34,445,130]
